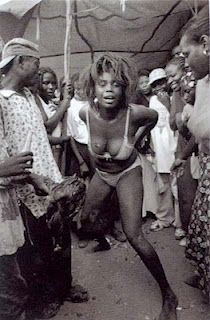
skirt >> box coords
[185,152,210,297]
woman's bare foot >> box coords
[158,290,178,320]
[184,275,200,289]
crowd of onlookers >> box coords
[0,4,209,320]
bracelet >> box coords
[79,160,85,166]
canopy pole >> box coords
[120,0,126,12]
[36,3,41,41]
[64,0,73,83]
[61,0,73,175]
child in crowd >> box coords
[67,72,94,179]
[38,67,72,170]
[130,69,152,107]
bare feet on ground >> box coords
[158,290,178,320]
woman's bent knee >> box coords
[126,232,144,248]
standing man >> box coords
[0,38,88,319]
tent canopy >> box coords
[0,0,208,76]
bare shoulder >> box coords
[129,103,158,122]
[79,103,89,123]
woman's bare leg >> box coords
[80,171,113,240]
[116,166,178,320]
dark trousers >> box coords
[0,253,28,320]
[18,204,72,305]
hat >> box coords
[149,68,166,85]
[0,38,39,69]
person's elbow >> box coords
[150,109,158,127]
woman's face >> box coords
[180,34,209,80]
[165,64,183,91]
[41,72,57,99]
[151,78,167,95]
[137,75,151,95]
[95,71,123,109]
[182,86,196,105]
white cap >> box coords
[149,68,166,85]
[0,38,39,69]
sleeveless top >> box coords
[86,106,135,161]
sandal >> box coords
[65,284,89,303]
[92,237,111,252]
[150,220,164,232]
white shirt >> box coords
[149,95,177,173]
[40,97,62,138]
[67,97,89,145]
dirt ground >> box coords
[53,219,209,320]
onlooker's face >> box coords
[151,78,167,95]
[165,64,183,91]
[182,85,196,105]
[181,76,196,105]
[137,75,151,95]
[41,72,57,99]
[180,34,209,80]
[95,71,123,109]
[171,45,184,58]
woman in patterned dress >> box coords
[179,6,210,301]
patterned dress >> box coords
[0,88,63,218]
[0,139,25,256]
[186,153,210,297]
[185,76,210,298]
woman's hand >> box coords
[171,158,186,178]
[63,81,74,101]
[0,152,33,177]
[79,162,89,178]
[157,91,171,110]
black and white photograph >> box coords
[0,1,209,319]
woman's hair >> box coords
[39,66,58,86]
[137,69,150,78]
[166,56,185,71]
[80,53,136,108]
[181,5,209,43]
[38,66,58,102]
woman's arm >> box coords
[70,137,89,177]
[132,104,158,143]
[43,83,73,134]
[179,135,197,161]
[79,104,88,123]
[48,135,70,146]
[171,136,197,173]
[45,98,71,134]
